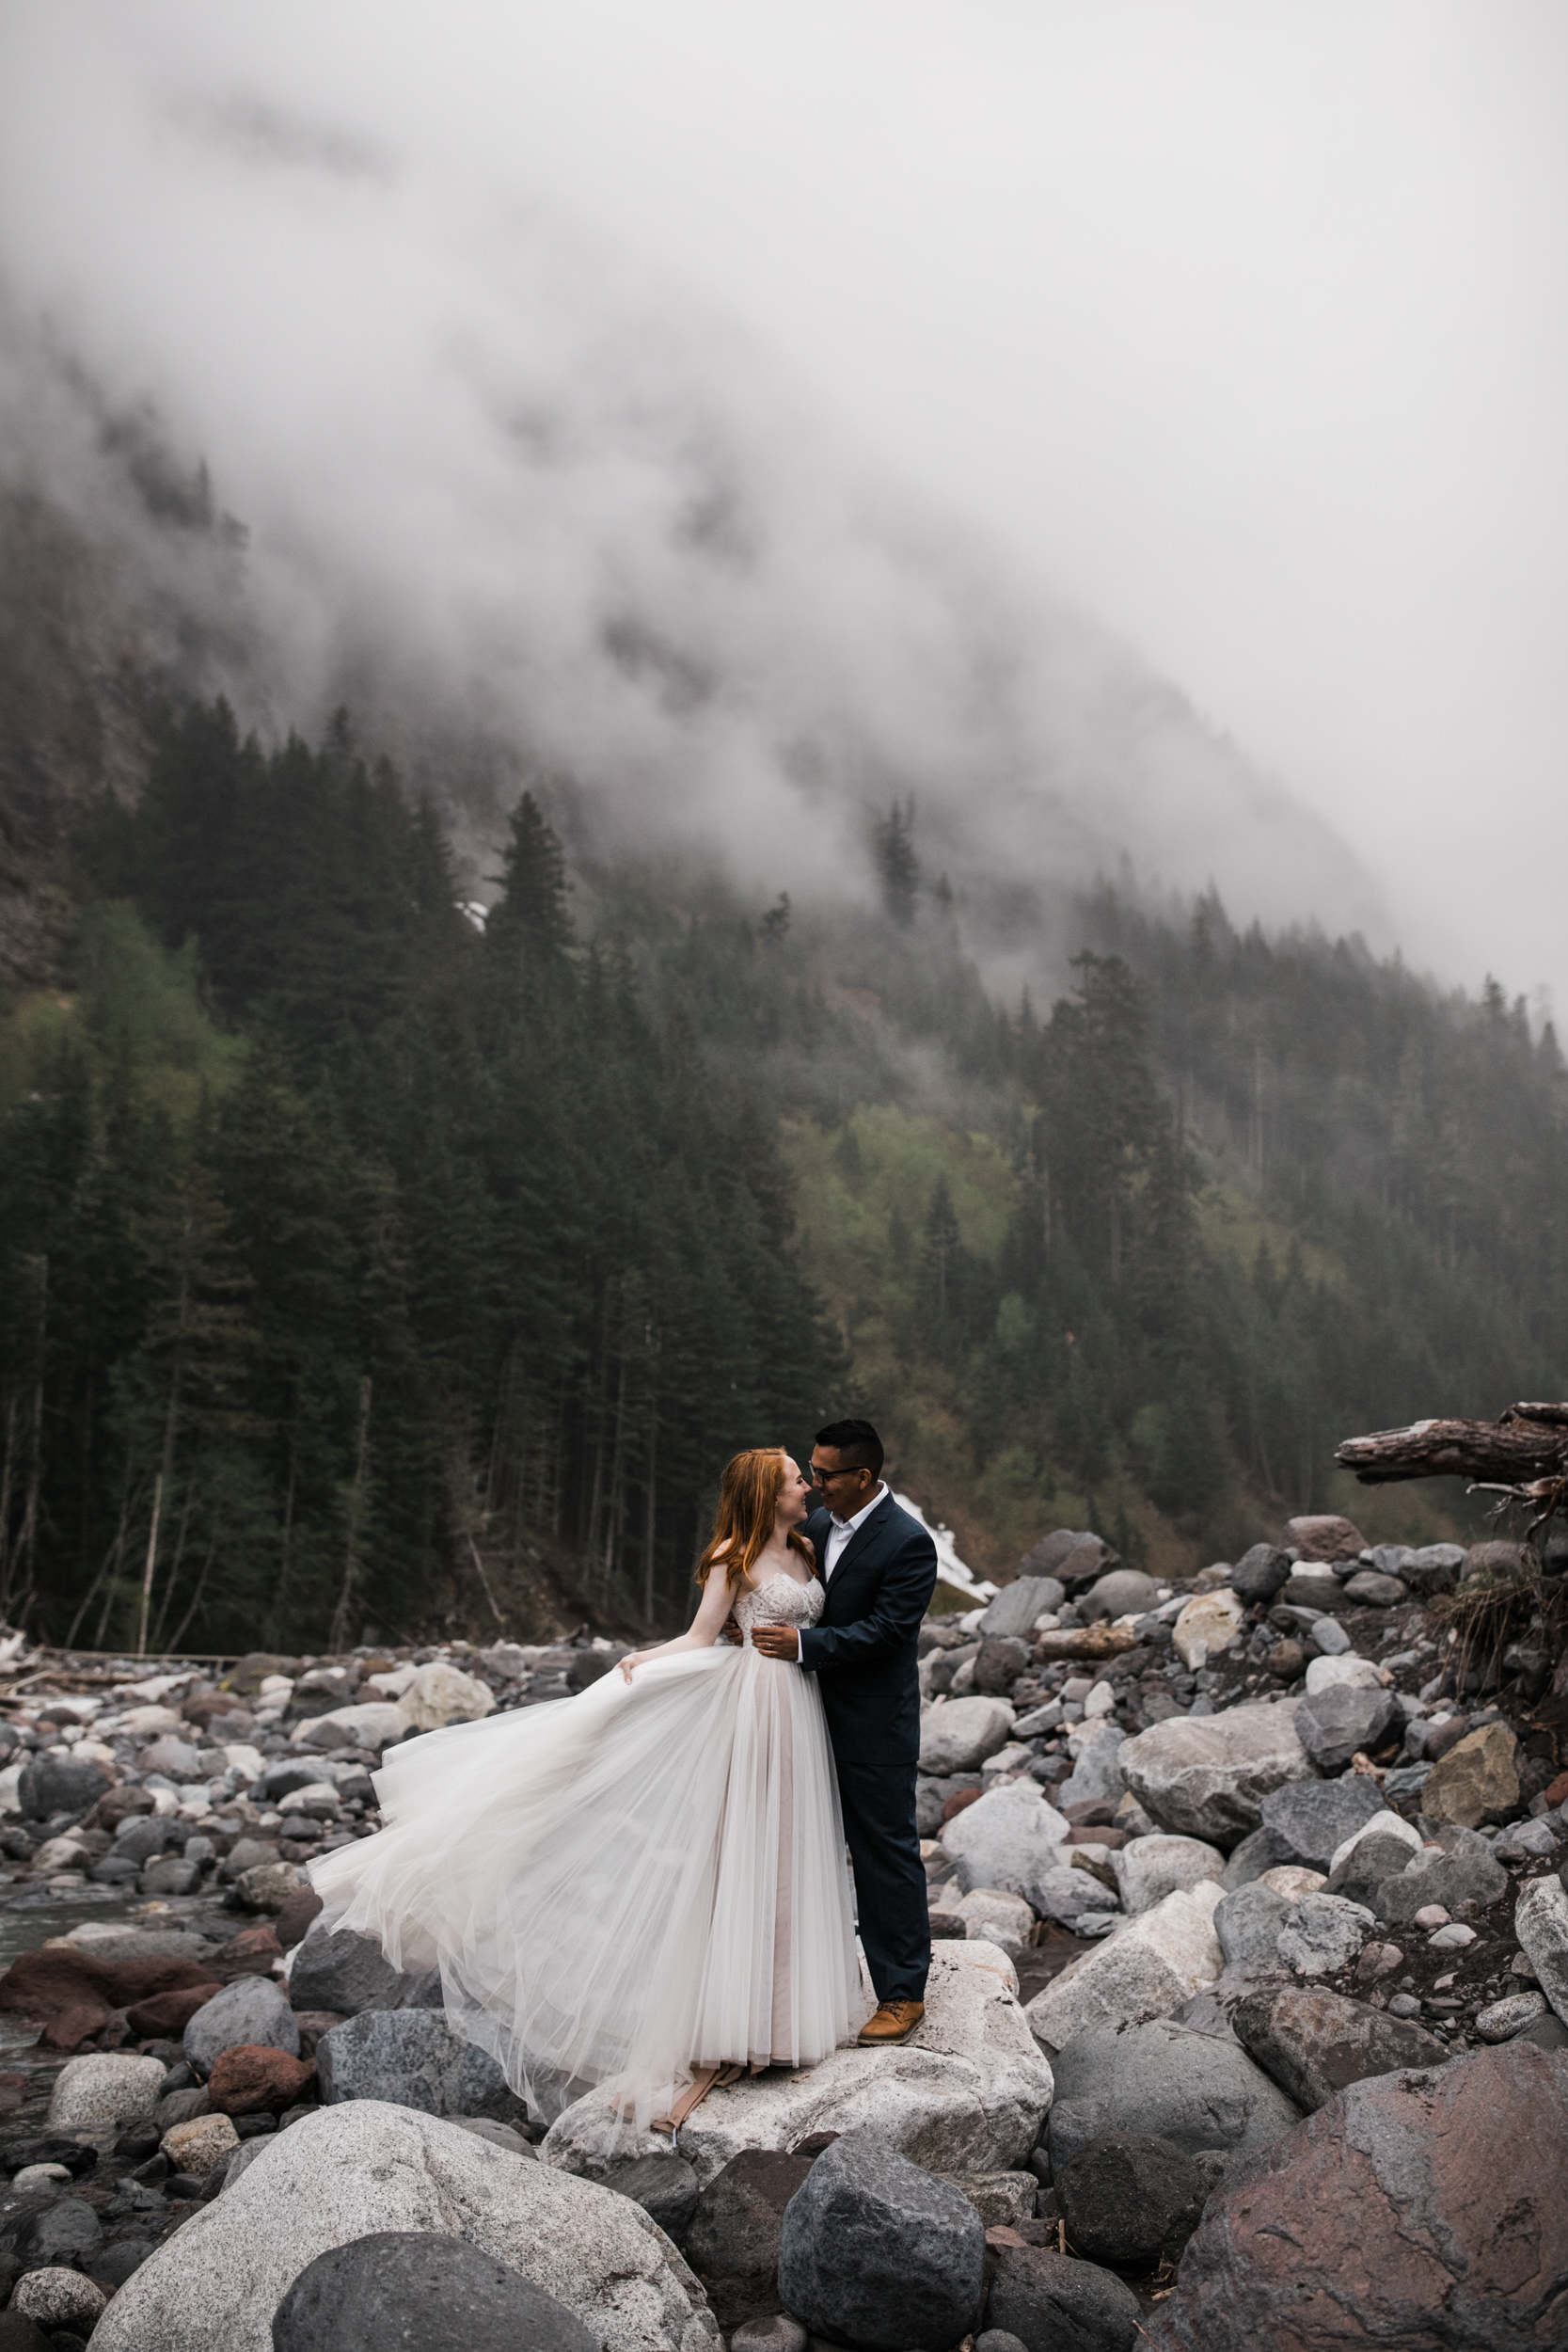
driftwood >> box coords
[1335,1402,1568,1528]
[1035,1624,1138,1661]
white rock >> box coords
[401,1662,496,1731]
[33,1836,90,1872]
[1117,1701,1313,1844]
[956,1887,1035,1957]
[1023,1883,1225,2051]
[12,2164,71,2187]
[93,2102,716,2352]
[11,2269,107,2331]
[1113,1834,1227,1916]
[222,1743,266,1779]
[1084,1683,1116,1720]
[1428,1921,1477,1950]
[980,1743,1035,1782]
[0,1763,20,1814]
[1515,1876,1568,2023]
[277,1782,341,1813]
[162,2113,241,2178]
[1172,1588,1245,1669]
[940,1780,1069,1898]
[1277,1893,1376,1977]
[941,1939,1022,1997]
[72,1739,117,1767]
[1476,1989,1549,2042]
[1304,1655,1388,1696]
[919,1696,1017,1774]
[290,1701,412,1751]
[1257,1866,1327,1899]
[363,1663,418,1697]
[1326,1810,1424,1876]
[544,1945,1053,2189]
[119,1705,184,1737]
[1026,1865,1120,1928]
[47,2053,167,2131]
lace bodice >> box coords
[733,1571,824,1644]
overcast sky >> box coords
[4,1,1566,1014]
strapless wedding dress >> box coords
[308,1571,867,2126]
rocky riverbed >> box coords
[0,1515,1563,2348]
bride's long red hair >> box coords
[696,1448,816,1592]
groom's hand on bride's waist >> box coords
[720,1621,800,1662]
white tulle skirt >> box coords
[307,1645,868,2126]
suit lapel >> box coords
[824,1492,894,1607]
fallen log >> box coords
[1035,1624,1139,1661]
[1335,1406,1568,1487]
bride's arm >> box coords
[618,1567,737,1680]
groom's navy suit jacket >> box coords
[799,1493,938,1766]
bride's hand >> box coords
[618,1653,645,1683]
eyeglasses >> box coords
[808,1462,860,1486]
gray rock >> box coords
[1055,1730,1127,1810]
[981,1578,1067,1639]
[1231,1983,1446,2109]
[1219,1825,1297,1890]
[1011,1703,1063,1740]
[112,1815,182,1865]
[9,2195,102,2269]
[90,2103,716,2352]
[1494,1818,1561,1862]
[272,2230,598,2352]
[1382,1763,1433,1803]
[777,2135,985,2352]
[1230,1546,1291,1604]
[1114,1835,1226,1916]
[685,2148,815,2328]
[1046,2018,1302,2169]
[604,2153,700,2247]
[941,1780,1069,1898]
[1402,1544,1465,1595]
[985,2243,1142,2352]
[10,2268,107,2333]
[1055,2133,1208,2267]
[1324,1830,1418,1909]
[142,1857,201,1896]
[1515,1876,1568,2024]
[1340,1571,1406,1608]
[1373,1847,1510,1926]
[1293,1686,1402,1775]
[921,1697,1019,1775]
[1117,1704,1314,1848]
[316,2009,526,2124]
[1212,1883,1291,1973]
[1080,1571,1156,1623]
[976,2333,1030,2352]
[183,1975,299,2079]
[1026,1865,1120,1927]
[1307,1616,1351,1657]
[1258,1774,1386,1867]
[1275,1893,1375,1978]
[731,2324,808,2352]
[135,1736,205,1780]
[46,2053,167,2131]
[1476,1990,1549,2042]
[18,1754,111,1820]
[289,1928,439,2017]
[1283,1572,1345,1613]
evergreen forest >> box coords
[2,697,1565,1650]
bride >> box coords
[308,1447,868,2127]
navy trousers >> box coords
[833,1756,930,2005]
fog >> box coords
[2,3,1564,1007]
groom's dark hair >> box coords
[815,1419,883,1478]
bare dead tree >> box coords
[1335,1401,1568,1534]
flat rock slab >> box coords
[1047,2018,1302,2169]
[1144,2043,1568,2352]
[544,1947,1053,2186]
[89,2101,718,2352]
[1025,1884,1224,2052]
[1258,1776,1386,1869]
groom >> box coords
[748,1419,938,2047]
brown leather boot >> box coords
[857,2000,926,2047]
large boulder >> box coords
[1292,1686,1402,1775]
[1212,1881,1290,1973]
[1144,2043,1568,2351]
[1282,1515,1366,1563]
[980,1577,1067,1638]
[1047,2018,1302,2170]
[1231,1984,1447,2110]
[940,1780,1069,1899]
[1373,1843,1509,1927]
[290,1927,438,2017]
[1024,1884,1223,2052]
[316,2010,526,2126]
[920,1698,1018,1775]
[1112,1836,1226,1916]
[1117,1705,1313,1848]
[401,1663,496,1731]
[1056,2133,1208,2268]
[683,2150,813,2329]
[273,2231,597,2352]
[544,1946,1053,2185]
[1230,1546,1291,1604]
[776,2135,986,2352]
[90,2103,716,2352]
[985,2244,1141,2352]
[1081,1570,1156,1623]
[1419,1724,1522,1828]
[1257,1774,1386,1869]
[183,1974,299,2079]
[292,1702,412,1752]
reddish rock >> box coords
[1283,1515,1368,1564]
[1061,1826,1128,1850]
[0,1949,218,2042]
[40,2001,113,2052]
[290,2011,348,2058]
[275,1886,325,1951]
[208,1926,284,1979]
[941,1788,984,1824]
[88,1786,156,1832]
[124,1984,222,2038]
[1543,1771,1568,1812]
[1145,2043,1568,2351]
[206,2042,317,2115]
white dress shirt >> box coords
[797,1482,886,1659]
